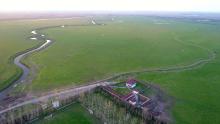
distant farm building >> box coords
[126,79,137,88]
[92,20,96,25]
[99,79,166,122]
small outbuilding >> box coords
[126,79,137,88]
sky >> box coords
[1,0,220,12]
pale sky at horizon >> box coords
[1,0,220,12]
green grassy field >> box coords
[27,16,220,123]
[137,51,220,123]
[0,18,89,91]
[25,16,210,91]
[0,20,37,90]
[113,82,131,95]
[36,102,100,124]
[136,19,220,123]
[112,81,152,96]
[1,16,220,123]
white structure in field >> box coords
[31,30,37,34]
[92,20,96,25]
[52,101,60,108]
[126,79,137,88]
[129,90,139,106]
[30,37,37,40]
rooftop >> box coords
[126,79,137,85]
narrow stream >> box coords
[0,30,52,100]
[0,21,97,101]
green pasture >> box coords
[136,20,220,123]
[36,102,99,124]
[0,20,36,90]
[27,16,220,123]
[26,16,209,91]
[113,82,131,95]
[0,17,89,90]
[1,16,220,123]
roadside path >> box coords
[0,81,115,114]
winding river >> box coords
[0,20,99,101]
[0,30,52,100]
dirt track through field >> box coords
[0,18,216,114]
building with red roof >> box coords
[126,79,137,88]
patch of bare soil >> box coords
[145,82,174,123]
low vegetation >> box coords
[0,18,88,91]
[25,16,209,91]
[80,92,145,124]
[112,82,131,95]
[36,102,100,124]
